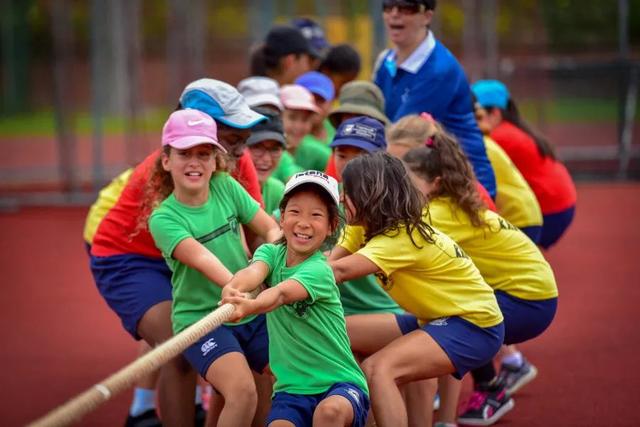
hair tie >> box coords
[420,112,435,123]
[425,136,435,147]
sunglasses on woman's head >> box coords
[382,0,426,14]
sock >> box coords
[195,384,203,406]
[129,388,156,417]
[502,351,524,367]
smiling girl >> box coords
[147,109,281,427]
[221,171,370,427]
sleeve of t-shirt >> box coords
[289,258,336,304]
[149,210,191,259]
[338,225,366,254]
[232,151,265,208]
[356,232,417,277]
[223,174,261,225]
[251,243,276,279]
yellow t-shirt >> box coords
[484,137,542,228]
[426,197,558,301]
[82,168,133,244]
[340,223,503,328]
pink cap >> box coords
[161,109,227,152]
[280,84,321,113]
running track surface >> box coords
[1,182,638,427]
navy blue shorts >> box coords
[540,205,575,249]
[396,314,504,380]
[519,225,542,245]
[267,382,370,427]
[495,290,557,345]
[90,253,173,340]
[183,314,269,378]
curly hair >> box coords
[341,151,434,248]
[133,145,227,238]
[390,115,487,228]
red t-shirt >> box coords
[91,149,264,257]
[325,154,339,181]
[490,121,576,214]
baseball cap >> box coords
[237,77,283,112]
[264,26,312,59]
[246,107,286,147]
[328,81,390,128]
[330,116,387,153]
[295,71,335,102]
[280,85,321,113]
[471,80,510,110]
[179,78,266,129]
[290,17,330,59]
[284,170,340,207]
[161,109,227,152]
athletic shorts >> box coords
[90,253,173,340]
[267,382,370,427]
[495,290,557,345]
[183,314,269,378]
[540,205,575,249]
[395,314,504,379]
[519,225,543,245]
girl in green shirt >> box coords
[221,171,370,427]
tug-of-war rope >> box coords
[28,299,244,427]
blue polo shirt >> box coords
[374,32,496,198]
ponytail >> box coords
[393,115,487,228]
[500,99,556,160]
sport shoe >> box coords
[457,386,514,426]
[497,359,538,396]
[124,409,162,427]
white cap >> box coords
[284,170,340,207]
[237,77,284,112]
[180,78,266,129]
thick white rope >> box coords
[28,302,238,427]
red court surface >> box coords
[1,182,639,427]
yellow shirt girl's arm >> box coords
[172,237,234,287]
[330,254,381,284]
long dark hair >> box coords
[493,99,556,160]
[341,152,435,247]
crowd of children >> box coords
[84,2,576,426]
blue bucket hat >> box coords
[330,116,387,153]
[295,71,335,102]
[471,80,510,110]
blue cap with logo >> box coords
[330,116,387,153]
[471,80,510,110]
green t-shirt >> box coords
[149,173,260,333]
[295,120,335,171]
[272,151,304,184]
[262,176,285,217]
[253,243,368,396]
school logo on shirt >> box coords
[290,300,311,318]
[374,272,393,291]
[433,234,470,260]
[201,338,218,356]
[196,216,240,244]
[497,217,519,232]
